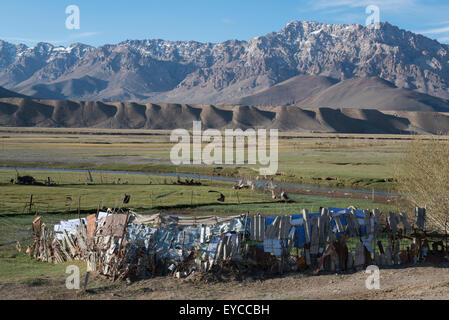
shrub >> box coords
[396,137,449,231]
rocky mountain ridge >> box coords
[0,21,448,104]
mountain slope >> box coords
[24,75,108,100]
[0,86,27,98]
[1,21,449,104]
[297,77,449,111]
[234,74,339,106]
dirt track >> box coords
[2,263,449,300]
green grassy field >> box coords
[0,167,402,283]
[0,129,420,285]
[0,211,87,286]
[0,167,401,216]
[0,129,415,191]
[0,196,400,285]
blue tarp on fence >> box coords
[248,207,369,248]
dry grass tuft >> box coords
[396,137,449,231]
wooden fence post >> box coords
[78,196,81,220]
[29,195,34,214]
[302,209,311,266]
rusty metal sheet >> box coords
[86,214,97,241]
[32,216,41,235]
[102,214,128,237]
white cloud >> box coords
[437,36,449,43]
[431,20,449,26]
[221,18,233,24]
[69,32,100,39]
[1,32,99,46]
[0,37,67,46]
[419,25,449,35]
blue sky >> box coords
[1,0,449,47]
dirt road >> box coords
[1,263,449,300]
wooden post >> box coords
[415,207,426,230]
[349,210,360,237]
[280,241,284,275]
[334,216,344,233]
[181,231,185,258]
[302,209,311,266]
[388,212,398,234]
[354,242,365,271]
[29,195,33,214]
[310,215,320,255]
[302,209,311,243]
[399,212,411,233]
[393,239,400,265]
[373,208,382,233]
[296,230,299,258]
[78,196,81,220]
[83,272,90,291]
[96,203,100,219]
[242,213,248,243]
[385,246,393,266]
[152,245,157,277]
[319,208,330,253]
